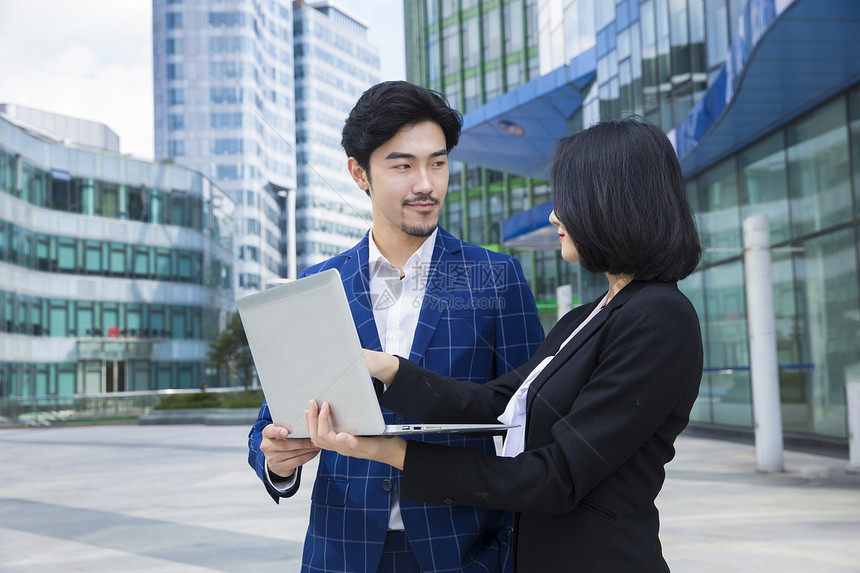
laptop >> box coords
[237,268,517,438]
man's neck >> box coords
[370,227,434,273]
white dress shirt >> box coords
[368,227,437,530]
[498,293,609,457]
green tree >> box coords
[207,312,255,390]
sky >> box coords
[0,0,406,160]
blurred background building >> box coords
[152,0,379,295]
[152,0,298,298]
[293,1,376,271]
[406,0,860,451]
[0,105,236,396]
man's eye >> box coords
[394,164,410,170]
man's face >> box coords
[349,121,449,239]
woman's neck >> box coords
[605,273,634,302]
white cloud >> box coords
[0,0,154,158]
[0,0,404,161]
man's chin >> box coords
[400,222,439,238]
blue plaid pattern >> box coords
[249,228,544,573]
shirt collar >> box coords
[369,227,438,279]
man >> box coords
[248,81,544,573]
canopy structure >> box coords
[450,49,596,180]
[497,0,860,250]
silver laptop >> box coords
[237,268,516,438]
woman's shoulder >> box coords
[611,281,699,325]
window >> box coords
[488,192,505,244]
[467,196,484,244]
[166,38,182,55]
[167,63,183,80]
[705,0,729,69]
[703,261,751,426]
[503,2,524,54]
[209,11,247,27]
[210,61,245,79]
[463,76,480,112]
[442,25,459,77]
[85,242,102,274]
[697,157,740,265]
[216,165,240,180]
[213,138,243,154]
[100,184,119,218]
[211,87,243,104]
[168,140,185,156]
[245,218,261,235]
[209,36,249,53]
[211,113,243,129]
[793,228,857,437]
[168,89,184,105]
[461,17,479,69]
[171,194,189,228]
[167,12,183,29]
[109,243,126,276]
[738,132,789,243]
[787,98,851,238]
[167,114,184,130]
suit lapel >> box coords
[525,282,645,411]
[409,228,463,362]
[341,234,383,352]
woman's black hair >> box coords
[341,81,462,176]
[550,116,702,282]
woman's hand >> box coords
[304,400,406,470]
[363,349,400,387]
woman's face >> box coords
[549,210,580,263]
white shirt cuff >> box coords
[265,465,298,492]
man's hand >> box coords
[305,400,406,470]
[259,423,320,480]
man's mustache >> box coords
[402,195,439,206]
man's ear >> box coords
[347,157,369,191]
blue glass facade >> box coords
[0,113,236,397]
[408,0,860,446]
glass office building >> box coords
[293,2,377,270]
[153,0,297,297]
[407,0,860,448]
[0,109,236,398]
[403,0,566,324]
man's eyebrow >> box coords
[383,149,448,160]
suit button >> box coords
[442,497,454,505]
[382,479,392,492]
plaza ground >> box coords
[0,424,857,572]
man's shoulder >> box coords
[438,228,516,265]
[300,239,366,278]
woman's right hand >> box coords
[363,349,400,387]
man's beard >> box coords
[399,221,438,237]
[400,194,439,237]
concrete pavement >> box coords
[0,423,857,572]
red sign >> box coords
[108,326,120,338]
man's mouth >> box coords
[404,200,438,211]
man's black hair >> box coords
[341,81,462,182]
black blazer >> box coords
[380,280,703,573]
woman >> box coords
[306,117,703,572]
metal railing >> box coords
[0,387,248,427]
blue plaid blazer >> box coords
[248,227,544,573]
